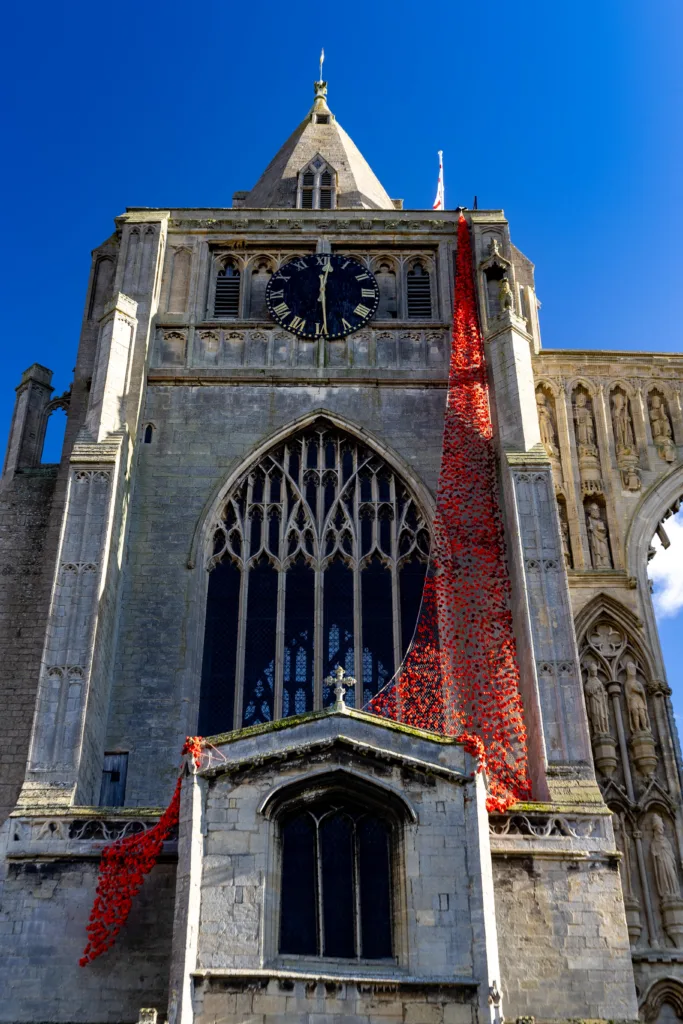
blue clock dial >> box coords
[266,254,379,340]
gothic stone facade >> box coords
[1,85,683,1024]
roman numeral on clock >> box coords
[273,302,290,316]
[341,318,353,331]
[289,315,306,332]
[269,289,284,300]
[354,304,371,318]
[355,272,370,281]
[360,289,375,298]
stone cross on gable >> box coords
[324,664,356,710]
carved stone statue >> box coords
[584,661,610,735]
[560,515,572,568]
[651,814,681,900]
[612,392,634,452]
[625,660,651,733]
[586,502,612,569]
[574,392,596,451]
[499,277,514,311]
[536,392,559,457]
[649,394,676,462]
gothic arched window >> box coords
[279,796,393,960]
[214,259,241,318]
[198,419,431,734]
[297,159,337,210]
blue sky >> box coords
[3,0,683,711]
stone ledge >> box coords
[192,967,478,992]
[147,370,449,388]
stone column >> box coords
[168,771,206,1024]
[2,364,54,476]
[485,309,598,801]
[18,296,139,807]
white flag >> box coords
[432,150,445,211]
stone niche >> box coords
[168,708,500,1024]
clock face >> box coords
[266,254,379,340]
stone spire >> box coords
[236,81,396,211]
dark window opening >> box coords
[214,261,240,318]
[316,115,330,124]
[242,556,277,726]
[279,798,393,960]
[198,558,241,734]
[143,424,154,444]
[406,263,432,319]
[99,753,128,807]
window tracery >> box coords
[278,795,393,960]
[579,606,683,950]
[297,158,337,210]
[199,419,430,733]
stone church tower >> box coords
[1,80,683,1024]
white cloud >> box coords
[650,510,683,618]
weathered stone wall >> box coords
[105,381,447,807]
[0,824,176,1023]
[169,713,499,1024]
[193,976,477,1024]
[492,851,638,1020]
[0,470,60,823]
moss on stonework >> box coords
[204,706,459,749]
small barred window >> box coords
[214,261,240,318]
[406,263,432,319]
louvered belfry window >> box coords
[301,171,315,209]
[406,262,432,318]
[214,260,240,318]
[319,171,333,210]
[298,162,335,210]
[198,420,430,734]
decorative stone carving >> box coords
[652,814,683,899]
[650,814,683,947]
[624,660,657,776]
[161,331,186,366]
[625,660,651,734]
[498,277,514,312]
[584,661,618,775]
[588,623,624,658]
[557,501,572,568]
[199,331,220,355]
[586,501,612,569]
[649,392,676,462]
[611,391,641,490]
[584,661,610,735]
[536,391,559,457]
[613,812,642,943]
[573,390,603,493]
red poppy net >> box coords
[80,736,204,966]
[367,216,531,812]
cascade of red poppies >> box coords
[368,216,531,812]
[80,736,203,966]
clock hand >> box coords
[317,262,332,336]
